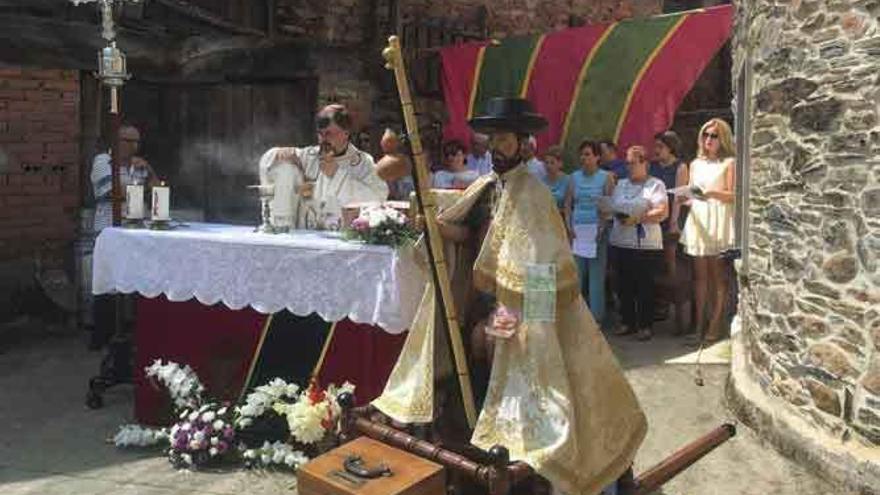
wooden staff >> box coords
[382,35,478,428]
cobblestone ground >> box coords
[0,322,840,495]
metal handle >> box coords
[343,455,392,479]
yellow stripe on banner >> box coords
[520,34,547,97]
[238,314,274,402]
[560,24,618,145]
[466,45,488,120]
[613,14,690,142]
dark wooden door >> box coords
[120,79,317,224]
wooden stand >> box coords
[334,393,736,495]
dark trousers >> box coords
[616,247,661,330]
[91,294,117,349]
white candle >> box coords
[152,185,170,221]
[125,185,144,219]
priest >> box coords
[372,98,646,495]
[258,104,388,229]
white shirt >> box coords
[609,177,666,250]
[526,157,547,182]
[432,169,479,189]
[465,151,493,176]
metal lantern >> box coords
[98,42,129,87]
[97,41,129,114]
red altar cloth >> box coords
[134,296,406,425]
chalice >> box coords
[247,184,276,233]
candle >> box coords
[152,184,170,221]
[125,185,144,219]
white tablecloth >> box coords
[92,223,426,333]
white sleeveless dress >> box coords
[680,158,735,256]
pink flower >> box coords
[352,217,369,232]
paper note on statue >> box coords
[571,224,598,258]
[523,263,556,323]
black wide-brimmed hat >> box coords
[468,97,548,134]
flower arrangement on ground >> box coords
[167,403,236,469]
[343,204,418,247]
[115,359,354,473]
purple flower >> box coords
[217,441,228,453]
[223,426,234,440]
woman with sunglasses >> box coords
[433,140,479,189]
[680,118,736,346]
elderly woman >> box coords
[680,118,736,345]
[565,140,614,328]
[609,145,668,341]
[433,140,479,189]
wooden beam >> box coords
[0,13,173,72]
[153,0,267,37]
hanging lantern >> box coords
[97,41,129,88]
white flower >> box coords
[201,411,216,423]
[243,449,256,459]
[182,453,192,465]
[113,424,168,448]
[217,407,228,416]
[189,440,201,450]
[285,397,330,444]
[213,420,224,430]
[181,422,192,431]
[188,411,199,422]
[210,437,219,446]
[261,453,271,464]
[193,431,205,442]
[209,447,219,457]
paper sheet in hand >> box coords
[571,224,598,258]
[523,263,556,323]
[669,185,702,199]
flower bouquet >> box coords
[167,403,237,469]
[273,379,355,456]
[343,204,418,248]
[115,359,356,473]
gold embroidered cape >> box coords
[373,166,647,495]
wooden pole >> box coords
[109,87,122,227]
[381,36,478,428]
[633,423,736,495]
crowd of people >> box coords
[429,118,737,346]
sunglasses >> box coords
[702,132,719,140]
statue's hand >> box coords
[487,305,519,339]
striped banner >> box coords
[440,5,734,167]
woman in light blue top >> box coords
[565,140,614,328]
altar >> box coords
[92,223,425,425]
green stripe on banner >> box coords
[562,13,686,163]
[469,35,543,119]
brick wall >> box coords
[0,68,80,264]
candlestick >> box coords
[151,184,170,221]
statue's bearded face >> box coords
[490,132,525,174]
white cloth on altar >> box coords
[259,143,388,229]
[92,223,424,333]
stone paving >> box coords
[0,322,842,495]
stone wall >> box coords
[736,0,880,448]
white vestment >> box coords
[259,143,388,229]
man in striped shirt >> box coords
[88,124,157,350]
[90,124,158,233]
